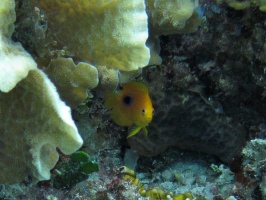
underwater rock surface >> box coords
[128,65,246,163]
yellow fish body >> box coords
[104,81,154,138]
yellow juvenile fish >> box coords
[104,81,154,138]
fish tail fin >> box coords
[104,91,116,109]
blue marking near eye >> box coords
[123,95,133,106]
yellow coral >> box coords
[33,0,150,71]
[0,36,37,93]
[44,57,99,108]
[145,0,199,35]
[0,0,15,37]
[0,1,36,92]
[0,70,83,183]
[0,0,83,183]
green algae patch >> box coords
[53,151,99,189]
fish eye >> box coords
[123,95,132,106]
[141,109,145,115]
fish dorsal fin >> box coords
[122,81,149,93]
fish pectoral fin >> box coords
[142,127,148,137]
[127,126,142,138]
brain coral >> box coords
[44,57,99,108]
[128,66,246,163]
[33,0,150,71]
[0,0,83,183]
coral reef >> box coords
[0,0,83,184]
[32,0,150,71]
[0,139,144,199]
[11,0,204,102]
[145,0,202,65]
[2,0,266,199]
[0,0,15,38]
[0,0,36,93]
[13,0,203,70]
[0,70,83,183]
[0,146,240,199]
[44,57,99,108]
[127,0,266,165]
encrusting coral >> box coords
[32,0,150,71]
[242,139,266,191]
[0,0,83,184]
[44,57,99,108]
